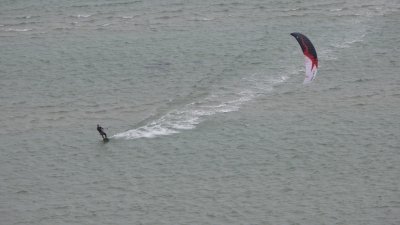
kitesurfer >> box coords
[97,124,107,139]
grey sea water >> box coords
[1,0,399,224]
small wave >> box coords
[350,78,374,83]
[5,28,31,32]
[76,15,91,18]
[284,8,299,12]
[122,16,134,19]
[3,21,40,27]
[190,17,215,21]
[331,41,358,48]
[14,15,40,19]
[330,8,342,11]
[269,76,289,85]
[319,49,337,61]
[71,4,91,8]
[155,16,178,20]
[331,35,364,48]
[93,1,136,7]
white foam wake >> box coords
[112,100,240,140]
[112,73,287,140]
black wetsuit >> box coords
[97,126,107,138]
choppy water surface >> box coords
[1,0,399,224]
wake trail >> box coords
[112,73,288,140]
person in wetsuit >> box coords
[97,124,107,139]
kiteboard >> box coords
[103,138,109,142]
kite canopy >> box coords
[290,32,318,84]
